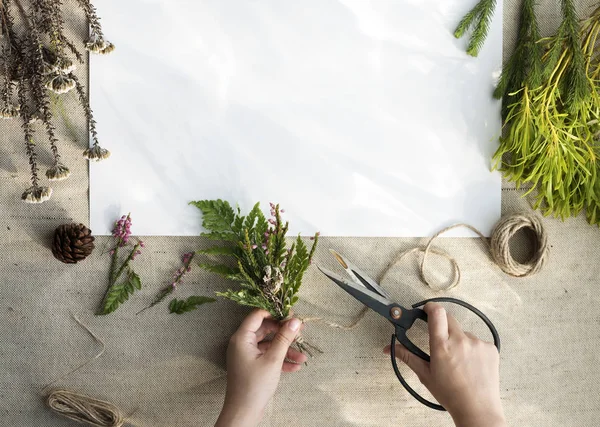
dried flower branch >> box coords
[97,214,144,315]
[0,0,114,203]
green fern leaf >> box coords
[169,296,216,314]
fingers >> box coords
[265,318,302,363]
[383,344,429,381]
[255,319,280,342]
[257,342,308,364]
[238,309,273,333]
[423,303,449,347]
[446,313,465,338]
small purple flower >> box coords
[265,250,269,255]
[171,282,177,290]
[139,240,145,248]
[112,213,133,246]
[186,266,192,273]
[252,244,258,250]
[182,252,193,264]
[268,219,276,225]
[264,232,270,237]
[280,209,285,213]
[262,244,267,250]
[109,249,115,256]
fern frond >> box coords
[169,296,216,314]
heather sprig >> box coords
[137,251,201,314]
[97,214,144,315]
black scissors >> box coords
[318,250,501,411]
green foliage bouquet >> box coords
[191,200,319,322]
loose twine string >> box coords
[43,314,127,427]
[301,212,549,330]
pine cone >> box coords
[52,223,95,264]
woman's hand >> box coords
[216,309,307,427]
[384,302,506,427]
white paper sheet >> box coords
[90,0,502,237]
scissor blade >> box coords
[329,249,392,300]
[317,266,394,321]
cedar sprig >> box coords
[169,296,216,315]
[191,200,318,321]
[454,0,497,57]
[97,214,145,315]
[0,0,114,203]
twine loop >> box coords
[46,389,125,427]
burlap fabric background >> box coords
[1,1,599,426]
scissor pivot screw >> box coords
[390,307,402,319]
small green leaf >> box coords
[196,246,237,256]
[198,263,239,277]
[169,296,216,314]
[130,271,142,290]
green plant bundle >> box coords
[494,1,600,224]
[191,200,318,320]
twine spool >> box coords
[490,212,548,277]
[46,389,125,427]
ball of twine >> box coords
[489,212,548,277]
[46,389,124,427]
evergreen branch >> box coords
[169,296,216,314]
[454,0,497,57]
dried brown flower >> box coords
[22,185,52,204]
[0,104,19,119]
[83,145,111,162]
[46,163,71,181]
[46,74,76,94]
[99,41,115,55]
[85,37,107,54]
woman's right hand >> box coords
[384,302,506,427]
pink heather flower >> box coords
[182,252,193,264]
[112,214,133,246]
[280,209,285,213]
[264,232,270,237]
[252,244,258,249]
[269,202,276,209]
[265,250,269,255]
[109,249,115,256]
[310,236,314,240]
[262,244,267,250]
[268,219,276,225]
[139,241,145,248]
[171,282,177,290]
[186,266,192,273]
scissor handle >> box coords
[390,297,501,411]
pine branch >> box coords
[454,0,497,57]
[169,296,216,314]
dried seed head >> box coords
[83,145,111,162]
[99,41,116,55]
[47,74,76,94]
[22,186,53,204]
[59,58,76,74]
[46,163,71,181]
[42,61,58,75]
[0,105,19,119]
[86,38,108,54]
[27,112,43,124]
